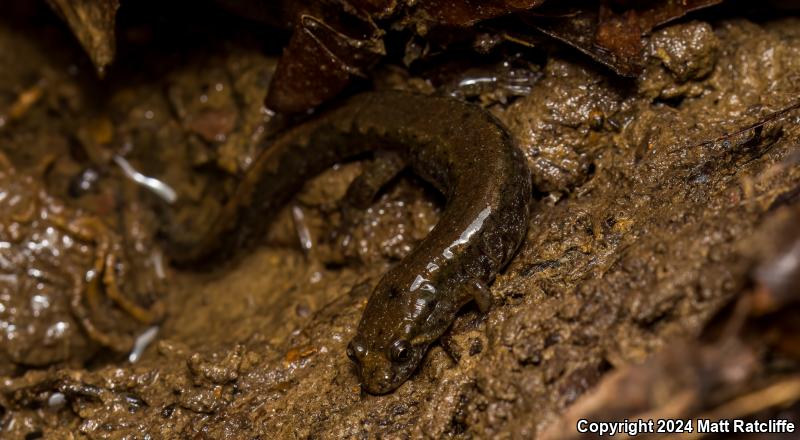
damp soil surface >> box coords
[1,3,800,439]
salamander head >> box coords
[346,334,427,395]
[347,275,453,394]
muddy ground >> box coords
[1,2,799,439]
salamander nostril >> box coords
[347,340,367,362]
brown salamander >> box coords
[169,91,532,394]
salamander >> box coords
[169,91,532,394]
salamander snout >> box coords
[347,338,425,394]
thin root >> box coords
[52,213,162,350]
[689,100,800,149]
[103,252,163,324]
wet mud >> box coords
[1,3,799,439]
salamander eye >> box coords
[390,339,411,363]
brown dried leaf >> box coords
[749,204,800,315]
[531,0,722,77]
[46,0,120,76]
[540,341,759,440]
[266,12,385,114]
[415,0,546,27]
[346,0,400,19]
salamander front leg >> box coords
[330,152,406,259]
[341,151,406,220]
[467,279,492,313]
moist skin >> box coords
[169,91,532,394]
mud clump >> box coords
[0,154,163,380]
